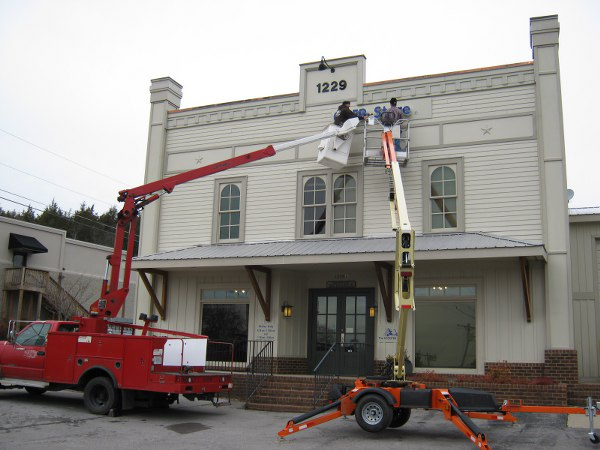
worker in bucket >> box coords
[333,101,369,126]
[378,97,404,154]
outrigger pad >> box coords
[449,388,500,412]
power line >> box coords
[0,188,47,208]
[0,161,115,207]
[0,189,117,233]
[0,194,138,243]
[0,127,130,186]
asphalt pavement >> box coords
[0,389,598,450]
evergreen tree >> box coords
[19,206,36,223]
[37,200,70,231]
[1,200,121,248]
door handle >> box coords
[37,351,45,356]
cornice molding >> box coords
[166,65,535,130]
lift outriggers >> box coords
[278,115,600,449]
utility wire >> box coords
[0,188,119,233]
[0,127,130,186]
[0,161,115,207]
[0,194,138,244]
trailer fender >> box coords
[352,387,396,407]
[78,366,118,389]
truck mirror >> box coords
[8,330,15,343]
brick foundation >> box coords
[272,357,309,375]
[543,349,579,385]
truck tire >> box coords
[389,407,411,428]
[83,377,120,415]
[355,394,393,432]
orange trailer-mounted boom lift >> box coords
[278,114,600,449]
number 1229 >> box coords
[316,80,347,93]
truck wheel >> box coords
[25,387,46,396]
[355,394,393,432]
[389,408,411,428]
[83,377,120,415]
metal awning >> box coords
[133,232,547,270]
[8,233,48,254]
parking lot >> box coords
[0,389,598,450]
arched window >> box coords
[298,171,362,238]
[303,176,327,235]
[430,165,457,230]
[333,174,357,234]
[219,183,241,240]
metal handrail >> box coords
[313,342,337,374]
[313,342,339,407]
[245,340,274,404]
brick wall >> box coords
[484,361,544,379]
[273,357,309,375]
[543,349,579,385]
[568,383,600,406]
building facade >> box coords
[133,16,577,379]
[0,216,137,334]
[570,207,600,381]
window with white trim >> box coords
[298,170,362,238]
[414,284,477,370]
[213,177,247,243]
[422,158,464,232]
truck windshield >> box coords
[15,323,51,346]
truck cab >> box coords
[0,321,73,391]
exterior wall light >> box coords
[281,303,293,318]
[318,56,335,73]
[369,306,377,318]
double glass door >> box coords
[309,288,374,376]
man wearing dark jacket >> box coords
[333,101,369,126]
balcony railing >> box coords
[4,267,48,292]
[2,267,87,319]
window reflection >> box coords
[201,304,249,362]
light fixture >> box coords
[282,303,293,318]
[369,306,377,318]
[318,56,335,73]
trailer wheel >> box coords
[355,394,393,432]
[389,408,411,428]
[83,377,120,415]
[25,387,46,396]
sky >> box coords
[0,0,598,218]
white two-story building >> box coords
[132,15,578,382]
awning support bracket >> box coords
[245,265,271,321]
[374,262,393,322]
[137,269,168,320]
[519,257,532,322]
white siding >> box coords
[432,86,536,121]
[157,78,542,249]
[570,221,600,379]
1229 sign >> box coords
[316,80,347,93]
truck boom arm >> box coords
[87,119,361,328]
